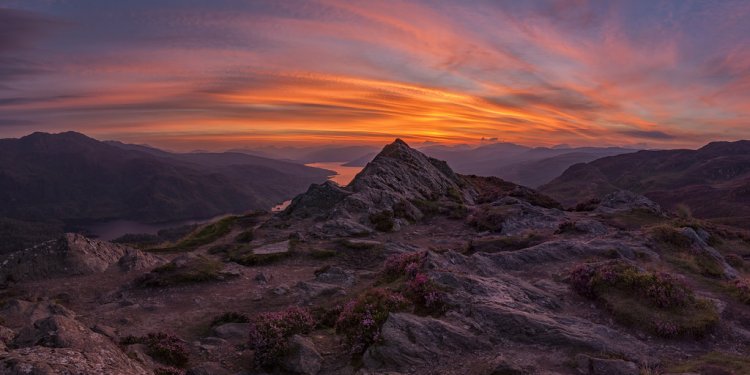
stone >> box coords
[187,362,231,375]
[280,335,323,375]
[253,240,291,255]
[212,323,250,342]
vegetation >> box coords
[121,332,189,367]
[380,252,446,314]
[570,261,719,338]
[601,208,666,230]
[309,249,337,259]
[467,205,513,232]
[248,306,315,367]
[235,229,255,243]
[137,257,225,287]
[574,198,600,212]
[335,288,409,354]
[211,312,249,327]
[648,225,724,278]
[157,216,238,252]
[369,210,395,232]
[226,245,292,266]
[727,278,750,304]
[668,352,750,374]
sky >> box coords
[1,0,749,151]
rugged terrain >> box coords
[1,140,749,374]
[540,140,750,228]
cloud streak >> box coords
[0,1,749,149]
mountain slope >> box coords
[0,132,332,224]
[540,140,750,226]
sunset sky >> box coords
[1,0,749,150]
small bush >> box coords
[728,278,750,304]
[163,216,238,251]
[211,312,249,327]
[575,198,601,212]
[570,261,718,338]
[235,229,255,243]
[335,289,409,354]
[369,211,395,232]
[382,252,426,282]
[404,272,447,314]
[312,304,344,329]
[248,307,315,368]
[121,332,189,367]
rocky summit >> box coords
[1,139,750,374]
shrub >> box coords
[369,211,395,232]
[570,261,718,337]
[382,252,426,282]
[235,229,255,243]
[312,304,344,329]
[403,272,446,314]
[335,289,409,354]
[728,278,750,304]
[575,198,601,212]
[211,312,249,327]
[248,307,315,368]
[121,332,189,367]
[555,221,584,235]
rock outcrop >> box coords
[0,233,163,283]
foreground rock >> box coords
[0,233,163,283]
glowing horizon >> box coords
[1,1,749,151]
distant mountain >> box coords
[0,131,332,230]
[540,140,750,227]
[229,145,379,164]
[341,143,637,187]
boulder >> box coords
[280,335,323,375]
[212,323,250,342]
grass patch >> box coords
[570,261,719,338]
[153,216,238,252]
[649,225,725,278]
[668,352,750,374]
[137,256,225,287]
[226,245,292,266]
[601,208,666,230]
[235,229,254,243]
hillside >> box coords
[3,139,749,374]
[0,132,332,252]
[540,140,750,227]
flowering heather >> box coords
[570,261,692,308]
[404,272,447,314]
[248,306,315,367]
[335,288,409,354]
[120,332,189,368]
[382,251,426,281]
[569,261,718,338]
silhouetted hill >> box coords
[541,140,750,227]
[0,131,331,226]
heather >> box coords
[335,288,409,354]
[121,332,189,367]
[570,261,718,337]
[247,306,315,367]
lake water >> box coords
[271,162,363,212]
[84,162,364,240]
